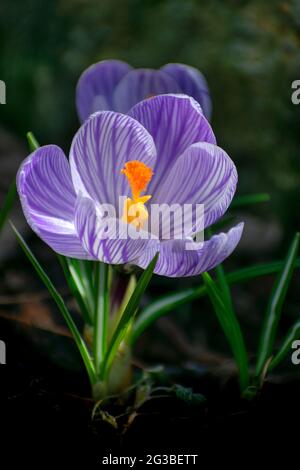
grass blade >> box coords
[78,260,95,314]
[93,262,109,375]
[215,263,234,311]
[202,272,249,391]
[207,227,233,311]
[58,255,92,324]
[63,259,95,316]
[130,287,202,344]
[0,180,17,232]
[11,223,96,385]
[255,233,300,377]
[26,131,40,151]
[101,253,159,380]
[131,258,300,343]
[231,193,270,208]
[228,260,300,283]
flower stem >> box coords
[93,262,109,376]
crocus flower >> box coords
[17,94,243,277]
[76,60,211,123]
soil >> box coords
[1,318,299,467]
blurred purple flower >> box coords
[17,94,243,277]
[76,60,211,123]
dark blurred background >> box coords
[0,0,300,369]
[1,0,300,238]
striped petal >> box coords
[76,60,132,123]
[162,63,212,119]
[129,94,216,197]
[70,111,156,211]
[151,142,237,236]
[113,69,180,114]
[17,145,90,258]
[75,197,159,264]
[136,223,244,277]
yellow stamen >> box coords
[121,160,153,229]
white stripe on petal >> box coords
[70,111,156,212]
[149,142,237,236]
[129,94,216,198]
[136,223,244,277]
[17,145,91,258]
[74,196,159,264]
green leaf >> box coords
[228,259,300,283]
[66,259,95,316]
[68,258,95,318]
[268,319,300,371]
[26,131,40,151]
[78,260,95,313]
[202,272,249,391]
[93,262,109,375]
[255,233,300,378]
[212,262,248,391]
[231,193,270,208]
[215,263,234,312]
[112,274,137,324]
[131,258,300,343]
[11,223,96,386]
[207,227,233,311]
[58,256,92,325]
[0,180,17,233]
[131,287,205,344]
[101,253,159,380]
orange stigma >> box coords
[121,160,153,229]
[121,160,153,200]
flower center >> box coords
[121,160,153,229]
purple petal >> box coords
[136,223,244,277]
[113,69,181,114]
[76,60,132,123]
[151,142,237,235]
[162,63,212,120]
[75,197,159,264]
[70,111,156,211]
[17,145,90,258]
[129,94,216,197]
